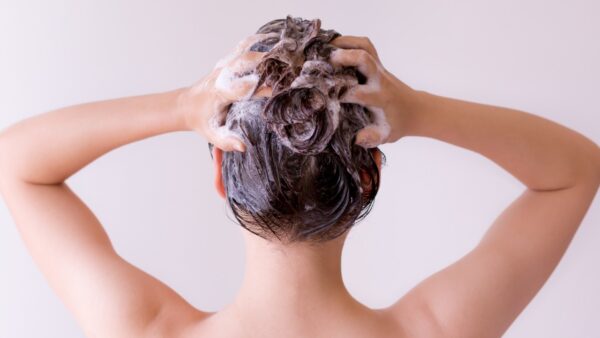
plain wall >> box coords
[1,1,598,337]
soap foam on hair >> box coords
[219,15,384,243]
[290,59,342,132]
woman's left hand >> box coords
[177,33,274,152]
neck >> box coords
[229,230,360,317]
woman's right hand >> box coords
[329,36,421,148]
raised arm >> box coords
[397,91,600,338]
[0,34,268,338]
[330,35,600,338]
[0,89,199,338]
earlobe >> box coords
[213,147,226,199]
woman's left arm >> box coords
[0,89,206,338]
[1,89,188,184]
[0,33,267,338]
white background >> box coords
[1,1,599,337]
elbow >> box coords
[574,139,600,189]
[590,144,600,186]
[543,138,600,192]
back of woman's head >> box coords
[213,15,384,244]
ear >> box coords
[360,148,383,190]
[371,148,382,171]
[213,147,227,199]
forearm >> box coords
[0,88,190,185]
[405,91,600,191]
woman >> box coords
[1,16,599,338]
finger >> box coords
[214,51,264,97]
[215,135,246,152]
[355,105,392,148]
[205,124,246,152]
[339,85,376,106]
[252,84,273,98]
[354,125,386,149]
[215,52,264,100]
[217,72,260,101]
[228,50,266,74]
[330,48,379,80]
[203,102,247,152]
[330,35,380,62]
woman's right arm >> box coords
[330,36,600,338]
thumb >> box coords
[208,128,246,152]
[355,126,382,149]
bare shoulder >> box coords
[144,299,214,338]
[379,294,447,338]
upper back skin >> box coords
[145,293,442,338]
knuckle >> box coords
[357,52,376,71]
[346,86,371,104]
[355,49,370,62]
[359,36,379,60]
[330,47,345,59]
[352,86,367,99]
[357,91,374,105]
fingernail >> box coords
[234,142,245,152]
[357,135,376,148]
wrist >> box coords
[172,87,196,132]
[401,90,435,137]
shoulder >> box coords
[379,293,449,338]
[143,300,214,338]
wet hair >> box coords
[209,15,386,244]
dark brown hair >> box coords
[210,15,385,244]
